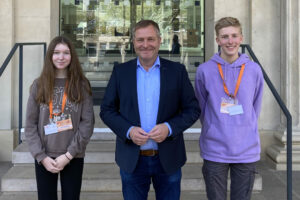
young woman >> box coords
[195,17,264,200]
[25,36,94,200]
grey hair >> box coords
[132,20,161,39]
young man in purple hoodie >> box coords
[195,17,264,200]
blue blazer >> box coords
[100,57,200,174]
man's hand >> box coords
[55,154,71,171]
[148,123,169,143]
[41,157,60,173]
[129,127,149,146]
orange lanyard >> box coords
[217,63,245,99]
[49,82,68,119]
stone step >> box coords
[85,71,196,81]
[93,106,202,128]
[79,55,203,63]
[90,80,108,87]
[12,140,202,164]
[1,163,262,192]
[0,191,208,200]
[90,79,196,88]
[80,55,203,71]
[91,128,201,140]
[85,72,113,81]
[83,63,199,73]
[266,144,300,170]
[20,128,202,142]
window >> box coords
[60,0,204,79]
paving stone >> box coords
[13,140,202,164]
[0,191,208,200]
[1,163,262,192]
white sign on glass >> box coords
[124,0,130,6]
[83,0,90,6]
[64,0,71,5]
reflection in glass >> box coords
[60,0,204,87]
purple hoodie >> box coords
[195,53,264,163]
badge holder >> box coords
[220,97,244,115]
[218,63,245,116]
[44,82,73,135]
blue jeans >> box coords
[120,155,181,200]
[202,160,256,200]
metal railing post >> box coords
[0,44,19,76]
[242,46,245,54]
[44,43,47,59]
[18,44,23,144]
[1,42,47,145]
[242,44,293,200]
[287,117,292,200]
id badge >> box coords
[44,114,73,135]
[220,97,235,114]
[228,105,244,115]
[44,123,58,135]
[56,117,73,132]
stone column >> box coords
[0,0,15,161]
[205,0,251,60]
[12,0,60,129]
[50,0,60,39]
[0,0,15,129]
[204,0,215,61]
[266,0,300,170]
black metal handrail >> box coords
[0,42,47,144]
[241,44,293,200]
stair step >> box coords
[90,80,108,87]
[0,191,208,200]
[12,140,202,164]
[91,128,201,140]
[1,163,262,192]
[85,71,195,81]
[20,128,201,141]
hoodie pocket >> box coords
[45,130,74,153]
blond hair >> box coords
[215,17,242,36]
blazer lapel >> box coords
[129,59,141,124]
[157,57,167,123]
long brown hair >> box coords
[36,36,92,104]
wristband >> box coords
[65,154,71,161]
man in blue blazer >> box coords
[100,20,200,200]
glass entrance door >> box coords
[60,0,204,89]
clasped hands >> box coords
[129,123,169,146]
[41,152,73,173]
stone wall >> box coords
[0,0,14,130]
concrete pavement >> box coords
[0,161,299,200]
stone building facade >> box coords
[0,0,299,169]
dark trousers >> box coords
[202,160,256,200]
[120,155,182,200]
[34,158,84,200]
